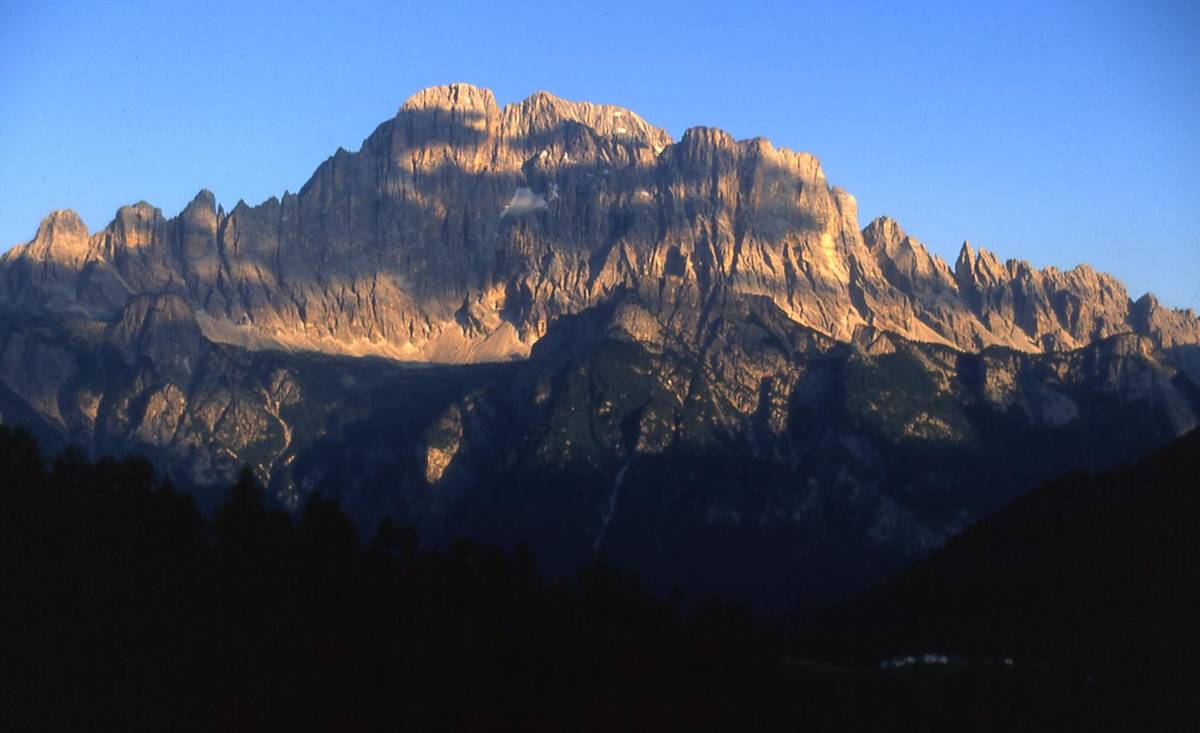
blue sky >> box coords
[2,0,1197,306]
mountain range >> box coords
[3,83,1199,608]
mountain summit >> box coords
[5,83,1197,361]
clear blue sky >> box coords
[2,0,1197,306]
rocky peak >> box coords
[861,216,955,292]
[0,208,126,317]
[954,241,976,275]
[503,90,670,151]
[178,189,221,285]
[387,84,671,166]
[34,208,88,240]
[1130,293,1200,349]
[677,126,737,156]
[181,189,217,218]
[396,82,500,150]
[401,82,499,115]
[862,216,905,249]
[107,202,165,252]
[9,209,93,266]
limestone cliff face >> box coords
[4,83,1196,361]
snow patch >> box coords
[501,187,548,217]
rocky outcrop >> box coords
[0,210,131,318]
[1129,293,1200,349]
[4,83,1196,362]
[106,293,203,381]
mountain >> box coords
[5,83,1199,361]
[2,84,1199,608]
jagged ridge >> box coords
[3,82,1198,362]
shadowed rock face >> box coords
[4,83,1196,361]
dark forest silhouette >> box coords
[2,424,1196,731]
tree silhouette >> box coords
[2,426,1197,730]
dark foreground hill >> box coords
[4,424,1197,731]
[802,427,1200,725]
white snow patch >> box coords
[501,187,548,217]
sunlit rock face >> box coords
[4,83,1197,362]
[422,403,463,484]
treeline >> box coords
[2,424,1189,731]
[1,425,795,729]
